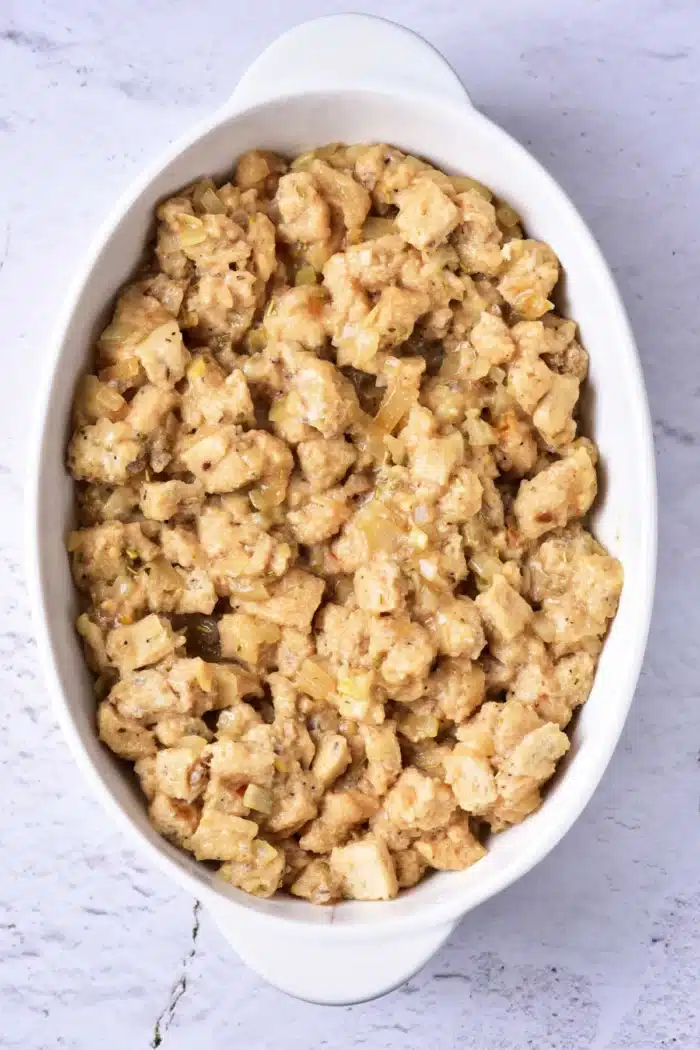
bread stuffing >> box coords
[67,143,622,903]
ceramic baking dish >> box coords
[27,14,656,1005]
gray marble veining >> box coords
[1,0,698,1046]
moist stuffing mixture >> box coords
[66,144,623,903]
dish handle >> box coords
[206,897,458,1004]
[225,14,471,112]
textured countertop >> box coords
[1,0,698,1046]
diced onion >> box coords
[94,382,126,415]
[290,151,314,171]
[297,659,336,701]
[496,202,521,228]
[418,557,439,581]
[246,326,267,353]
[175,213,207,246]
[354,500,404,554]
[98,357,142,387]
[450,175,492,200]
[351,410,388,462]
[305,241,333,272]
[233,618,280,664]
[267,396,288,425]
[469,551,503,585]
[336,695,382,723]
[102,487,138,519]
[254,839,281,865]
[98,319,139,355]
[383,434,405,464]
[249,475,287,512]
[221,550,257,577]
[200,187,226,214]
[291,143,342,171]
[243,784,273,814]
[407,528,429,551]
[227,579,269,601]
[189,177,214,201]
[294,264,318,287]
[187,357,208,380]
[76,375,127,422]
[374,372,418,433]
[361,217,397,240]
[337,672,373,702]
[398,712,439,742]
[176,212,203,228]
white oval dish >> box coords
[26,14,656,1005]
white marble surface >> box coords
[1,0,698,1045]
